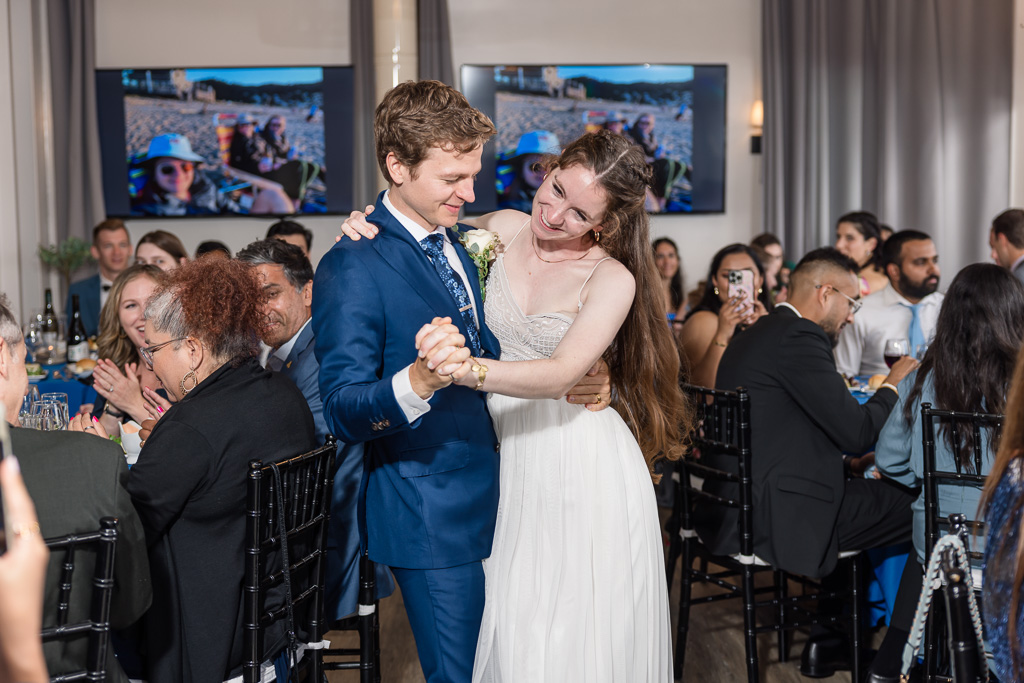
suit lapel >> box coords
[283,321,315,374]
[369,202,466,325]
[448,226,500,358]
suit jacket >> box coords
[696,306,898,578]
[277,321,395,619]
[67,273,101,338]
[14,427,151,683]
[127,359,317,683]
[312,192,502,570]
[1013,259,1024,287]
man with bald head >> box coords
[695,248,920,681]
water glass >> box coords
[915,343,929,361]
[31,401,66,431]
[37,392,69,430]
[19,385,40,425]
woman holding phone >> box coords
[679,244,771,387]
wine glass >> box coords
[883,338,910,369]
[31,401,65,431]
[19,385,40,426]
[38,393,69,430]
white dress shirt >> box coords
[268,318,311,370]
[383,191,481,424]
[99,275,114,310]
[834,283,944,376]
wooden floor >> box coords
[324,510,876,682]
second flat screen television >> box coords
[461,64,727,215]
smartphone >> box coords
[727,269,755,307]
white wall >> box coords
[94,0,352,268]
[449,0,764,291]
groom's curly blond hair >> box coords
[374,80,496,183]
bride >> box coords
[345,130,691,682]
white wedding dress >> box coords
[472,231,672,682]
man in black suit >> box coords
[0,293,150,682]
[696,248,919,682]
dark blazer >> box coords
[126,358,317,683]
[67,273,101,338]
[1013,259,1024,288]
[312,193,502,570]
[15,427,151,683]
[276,321,395,619]
[696,306,898,578]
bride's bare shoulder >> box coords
[466,209,530,242]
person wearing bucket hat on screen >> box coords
[497,130,560,212]
[132,133,292,217]
[601,111,628,136]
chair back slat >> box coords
[920,403,1002,562]
[243,436,337,683]
[679,384,753,556]
[41,517,119,683]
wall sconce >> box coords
[750,99,763,155]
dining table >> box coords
[33,363,98,416]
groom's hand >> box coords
[410,318,471,398]
[566,358,612,412]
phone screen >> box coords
[727,269,755,305]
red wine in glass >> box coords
[883,338,910,369]
[883,354,900,369]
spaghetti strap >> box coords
[505,218,531,249]
[577,257,613,311]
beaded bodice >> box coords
[484,253,574,361]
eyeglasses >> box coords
[816,284,862,314]
[157,162,194,176]
[139,337,189,366]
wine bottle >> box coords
[67,295,89,363]
[41,289,59,346]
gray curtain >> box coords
[350,0,378,202]
[47,0,104,242]
[418,0,454,85]
[763,0,1013,278]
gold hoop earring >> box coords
[593,230,601,243]
[180,370,198,395]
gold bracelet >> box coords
[470,357,488,391]
[711,339,728,348]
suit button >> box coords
[381,419,391,428]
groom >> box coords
[312,81,503,682]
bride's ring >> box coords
[594,394,603,404]
[107,384,114,392]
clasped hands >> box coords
[410,317,473,398]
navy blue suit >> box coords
[66,274,101,338]
[312,194,500,682]
[275,321,395,619]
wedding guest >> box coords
[678,244,770,387]
[195,240,232,260]
[67,218,132,337]
[834,230,943,377]
[835,211,888,296]
[697,248,918,680]
[989,208,1024,285]
[0,293,150,683]
[653,237,685,322]
[875,263,1024,563]
[92,265,169,433]
[751,233,786,302]
[0,456,49,683]
[95,258,316,682]
[135,230,188,271]
[880,224,894,243]
[981,342,1024,683]
[266,218,312,258]
[236,239,394,621]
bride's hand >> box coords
[336,205,377,242]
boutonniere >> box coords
[458,229,502,299]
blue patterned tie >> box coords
[419,233,482,355]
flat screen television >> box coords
[95,66,354,218]
[460,64,727,215]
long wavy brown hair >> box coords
[96,264,166,368]
[544,130,693,474]
[980,346,1024,679]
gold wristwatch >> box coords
[470,358,488,391]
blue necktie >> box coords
[905,302,925,356]
[420,233,482,356]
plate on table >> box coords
[26,363,47,383]
[27,370,48,383]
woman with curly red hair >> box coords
[76,258,318,682]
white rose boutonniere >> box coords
[458,228,502,299]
